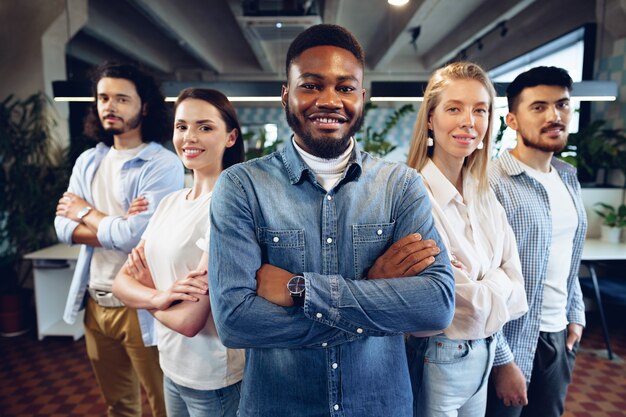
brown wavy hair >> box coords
[83,62,172,146]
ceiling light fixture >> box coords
[388,0,409,6]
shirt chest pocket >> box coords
[257,228,305,273]
[352,221,395,279]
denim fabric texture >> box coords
[408,334,495,417]
[164,376,241,417]
[55,142,184,345]
[209,140,455,417]
[488,152,587,381]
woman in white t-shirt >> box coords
[113,88,246,417]
[404,62,528,417]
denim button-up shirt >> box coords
[489,151,587,382]
[209,140,455,417]
[55,142,184,346]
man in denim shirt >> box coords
[209,24,455,417]
[55,63,183,417]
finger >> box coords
[402,256,436,276]
[389,239,439,265]
[397,246,440,272]
[187,269,208,279]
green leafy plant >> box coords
[356,102,415,158]
[244,128,284,160]
[0,93,69,292]
[594,202,626,228]
[556,120,626,185]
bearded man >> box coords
[55,62,183,417]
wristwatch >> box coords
[287,275,306,307]
[77,206,92,222]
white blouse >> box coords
[417,159,528,340]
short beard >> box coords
[102,111,143,136]
[521,135,567,153]
[285,103,364,159]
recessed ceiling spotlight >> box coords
[388,0,409,6]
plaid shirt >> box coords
[488,151,587,382]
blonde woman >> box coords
[405,62,528,417]
[113,88,245,417]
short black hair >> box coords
[174,88,245,170]
[506,66,573,112]
[83,62,172,146]
[285,24,365,76]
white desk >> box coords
[580,238,626,360]
[24,244,83,340]
[582,238,626,261]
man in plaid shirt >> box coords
[486,66,587,417]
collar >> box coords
[421,159,461,208]
[499,149,577,177]
[279,136,363,185]
[95,141,162,162]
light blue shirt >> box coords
[55,142,184,346]
[209,139,455,417]
[489,151,587,382]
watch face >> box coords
[288,275,306,295]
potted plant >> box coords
[556,120,626,186]
[594,202,626,243]
[356,102,415,158]
[0,92,69,335]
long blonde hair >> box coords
[406,62,496,192]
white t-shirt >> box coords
[521,162,578,332]
[90,144,147,291]
[414,160,527,339]
[142,188,244,390]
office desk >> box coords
[581,238,626,360]
[24,244,83,340]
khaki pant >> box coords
[84,297,166,417]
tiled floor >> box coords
[1,309,625,416]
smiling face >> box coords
[506,85,572,153]
[429,79,490,166]
[173,98,236,175]
[282,45,365,159]
[96,77,144,140]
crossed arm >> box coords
[112,242,211,337]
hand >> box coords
[367,233,440,279]
[491,362,528,407]
[149,269,208,310]
[450,255,467,272]
[566,323,583,351]
[56,192,90,222]
[256,264,294,307]
[125,196,148,219]
[125,244,154,288]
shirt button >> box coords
[332,362,338,369]
[321,342,328,347]
[377,229,383,235]
[272,236,279,243]
[326,195,332,200]
[326,237,333,244]
[356,328,363,334]
[316,312,323,319]
[334,405,339,411]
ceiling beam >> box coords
[83,0,174,73]
[129,0,223,73]
[422,0,535,69]
[322,0,341,24]
[367,0,431,71]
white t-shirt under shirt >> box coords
[520,161,578,332]
[142,188,244,390]
[90,144,147,291]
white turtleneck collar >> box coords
[293,137,354,191]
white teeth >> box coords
[316,117,341,123]
[183,149,203,155]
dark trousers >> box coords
[485,328,578,417]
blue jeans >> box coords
[407,334,495,417]
[164,376,241,417]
